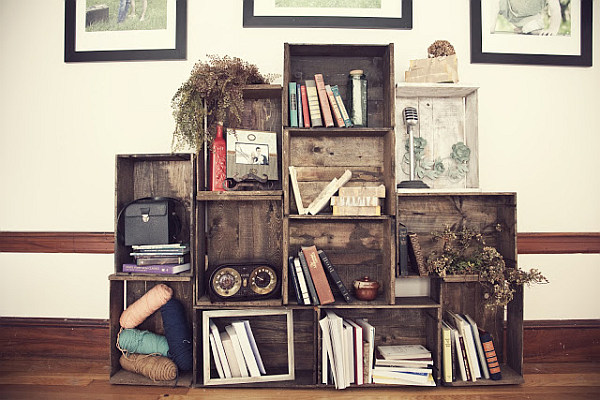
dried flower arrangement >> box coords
[426,226,548,307]
[171,55,275,151]
[427,40,456,58]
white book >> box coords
[446,318,467,381]
[289,166,306,215]
[209,331,225,379]
[375,358,432,368]
[231,321,261,377]
[319,317,335,386]
[441,320,453,383]
[293,257,311,305]
[346,319,364,385]
[306,169,352,215]
[372,369,435,386]
[225,325,249,378]
[463,314,490,379]
[221,331,241,378]
[342,320,355,385]
[355,318,375,384]
[325,310,347,389]
[243,320,266,375]
[447,311,480,381]
[377,344,431,360]
[209,320,231,378]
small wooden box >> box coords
[396,84,479,190]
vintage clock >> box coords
[207,263,280,301]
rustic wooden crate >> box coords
[395,83,479,190]
[284,43,395,128]
[108,276,195,386]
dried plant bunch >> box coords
[171,55,274,151]
[428,40,456,58]
[427,225,548,308]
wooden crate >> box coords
[395,83,479,190]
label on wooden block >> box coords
[330,196,382,207]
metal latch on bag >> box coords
[140,207,150,223]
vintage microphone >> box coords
[398,107,429,189]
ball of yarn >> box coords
[161,298,193,371]
[118,328,169,357]
[119,353,177,381]
[120,283,173,329]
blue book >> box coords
[289,82,298,127]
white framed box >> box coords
[395,83,479,190]
[202,308,294,386]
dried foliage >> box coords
[171,55,274,151]
[427,226,548,308]
[428,40,456,58]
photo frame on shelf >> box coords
[470,0,592,66]
[243,0,412,29]
[64,0,187,62]
[226,129,279,181]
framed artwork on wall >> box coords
[64,0,187,62]
[243,0,412,29]
[470,0,592,66]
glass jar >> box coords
[348,69,367,127]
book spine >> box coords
[298,251,320,305]
[288,256,303,305]
[458,336,472,381]
[288,82,298,127]
[293,257,312,305]
[480,331,502,380]
[296,82,303,127]
[407,232,428,276]
[300,84,311,127]
[331,85,352,127]
[302,245,335,305]
[305,80,323,127]
[314,74,334,127]
[325,84,344,127]
[136,256,187,266]
[318,249,352,303]
[398,223,408,277]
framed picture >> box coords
[470,0,592,66]
[226,129,279,181]
[64,0,187,62]
[243,0,412,29]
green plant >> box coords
[426,226,548,307]
[171,55,274,151]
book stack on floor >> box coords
[372,344,435,386]
[288,245,353,306]
[441,311,502,384]
[208,319,266,379]
[289,74,353,129]
[123,243,191,274]
[331,184,386,216]
[320,311,375,389]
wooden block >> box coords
[332,205,381,216]
[338,184,386,198]
[331,196,382,207]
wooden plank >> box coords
[0,232,114,253]
[518,232,600,254]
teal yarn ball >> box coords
[118,328,169,357]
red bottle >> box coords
[209,122,226,191]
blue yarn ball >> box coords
[160,298,193,371]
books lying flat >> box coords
[377,344,432,360]
[122,262,191,274]
[372,365,435,386]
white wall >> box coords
[0,0,598,319]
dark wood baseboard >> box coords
[1,317,598,363]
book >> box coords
[463,314,490,379]
[209,320,231,378]
[243,320,266,375]
[288,166,306,215]
[444,317,467,381]
[288,82,298,127]
[407,232,428,276]
[319,317,335,386]
[355,318,375,384]
[305,80,323,127]
[480,330,502,380]
[301,245,335,305]
[231,321,261,377]
[325,84,344,127]
[224,325,249,378]
[330,85,352,127]
[441,320,453,383]
[287,256,303,305]
[122,262,191,274]
[332,205,381,216]
[292,257,311,305]
[135,255,188,266]
[377,344,431,360]
[446,311,479,381]
[317,249,352,303]
[325,310,347,389]
[306,169,352,215]
[374,358,432,368]
[372,366,435,386]
[220,331,242,377]
[300,84,310,127]
[397,223,409,277]
[314,74,334,127]
[209,331,225,379]
[342,320,355,385]
[298,251,320,305]
[346,319,364,385]
[296,82,303,127]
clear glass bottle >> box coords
[348,69,367,127]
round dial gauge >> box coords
[211,267,242,297]
[249,266,278,295]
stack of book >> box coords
[320,311,375,389]
[330,184,386,216]
[208,319,266,379]
[441,311,502,383]
[372,344,435,386]
[289,74,353,129]
[123,243,191,274]
[288,245,353,306]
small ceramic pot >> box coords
[353,276,380,301]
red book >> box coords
[314,74,334,127]
[300,84,311,128]
[209,123,226,191]
[301,245,334,305]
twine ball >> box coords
[161,298,193,371]
[119,353,177,381]
[118,328,169,357]
[120,283,173,329]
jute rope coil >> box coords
[119,353,178,381]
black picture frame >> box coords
[470,0,592,66]
[64,0,187,62]
[243,0,412,29]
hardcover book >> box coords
[305,80,323,127]
[288,82,298,127]
[300,84,310,127]
[301,245,335,305]
[325,84,344,127]
[397,223,408,277]
[314,74,334,127]
[330,85,352,127]
[293,257,311,305]
[287,256,303,305]
[296,82,303,127]
[407,232,428,276]
[298,251,320,305]
[480,330,502,380]
[318,249,352,303]
[122,262,191,274]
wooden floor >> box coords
[1,359,599,400]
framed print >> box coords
[470,0,592,66]
[64,0,187,62]
[243,0,412,29]
[226,129,279,181]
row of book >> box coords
[288,245,352,306]
[289,73,353,129]
[122,243,191,274]
[441,311,502,383]
[208,319,266,379]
